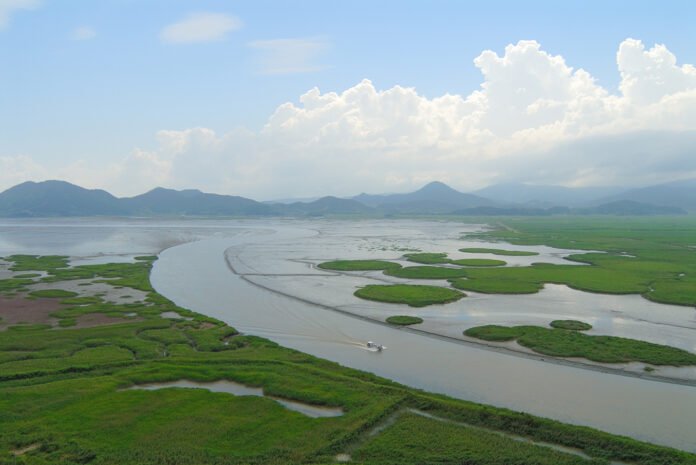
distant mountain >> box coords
[0,180,692,217]
[277,196,374,216]
[473,182,623,207]
[598,179,696,212]
[263,196,321,205]
[454,206,571,216]
[452,201,684,216]
[578,200,686,215]
[354,181,496,213]
[0,181,271,217]
[124,187,272,216]
[0,181,125,217]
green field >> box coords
[1,254,696,464]
[355,284,464,307]
[353,412,594,465]
[385,315,424,326]
[464,324,696,366]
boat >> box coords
[366,341,386,352]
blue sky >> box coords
[2,1,696,198]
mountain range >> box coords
[0,179,692,217]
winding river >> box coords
[151,224,696,452]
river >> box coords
[150,224,696,452]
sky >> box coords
[2,0,696,200]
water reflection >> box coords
[127,379,343,418]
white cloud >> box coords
[4,38,696,198]
[249,38,329,74]
[0,155,46,187]
[0,0,39,30]
[160,12,241,44]
[618,39,696,105]
[70,26,96,41]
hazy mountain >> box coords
[0,180,125,217]
[598,179,696,212]
[578,200,687,215]
[473,182,623,207]
[453,201,684,216]
[264,196,321,205]
[124,187,272,216]
[0,180,691,217]
[277,196,374,216]
[354,181,496,213]
[454,206,571,216]
[0,182,271,217]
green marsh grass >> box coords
[385,315,424,326]
[550,320,593,331]
[385,265,469,279]
[449,258,507,266]
[459,247,539,256]
[464,324,696,365]
[1,253,695,464]
[355,284,464,307]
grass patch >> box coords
[450,262,650,296]
[404,252,450,264]
[28,289,78,299]
[459,247,539,256]
[449,278,543,294]
[354,412,591,465]
[461,217,696,306]
[464,324,696,366]
[385,266,469,279]
[550,320,592,331]
[13,273,41,279]
[405,253,507,267]
[386,315,424,326]
[318,260,402,271]
[5,254,70,271]
[0,278,34,294]
[355,284,464,307]
[315,218,696,311]
[449,258,507,267]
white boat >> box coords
[366,341,386,352]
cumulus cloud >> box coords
[249,38,329,74]
[618,39,696,104]
[70,26,96,40]
[0,0,39,29]
[4,38,696,198]
[160,12,241,44]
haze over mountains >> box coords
[0,179,692,217]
